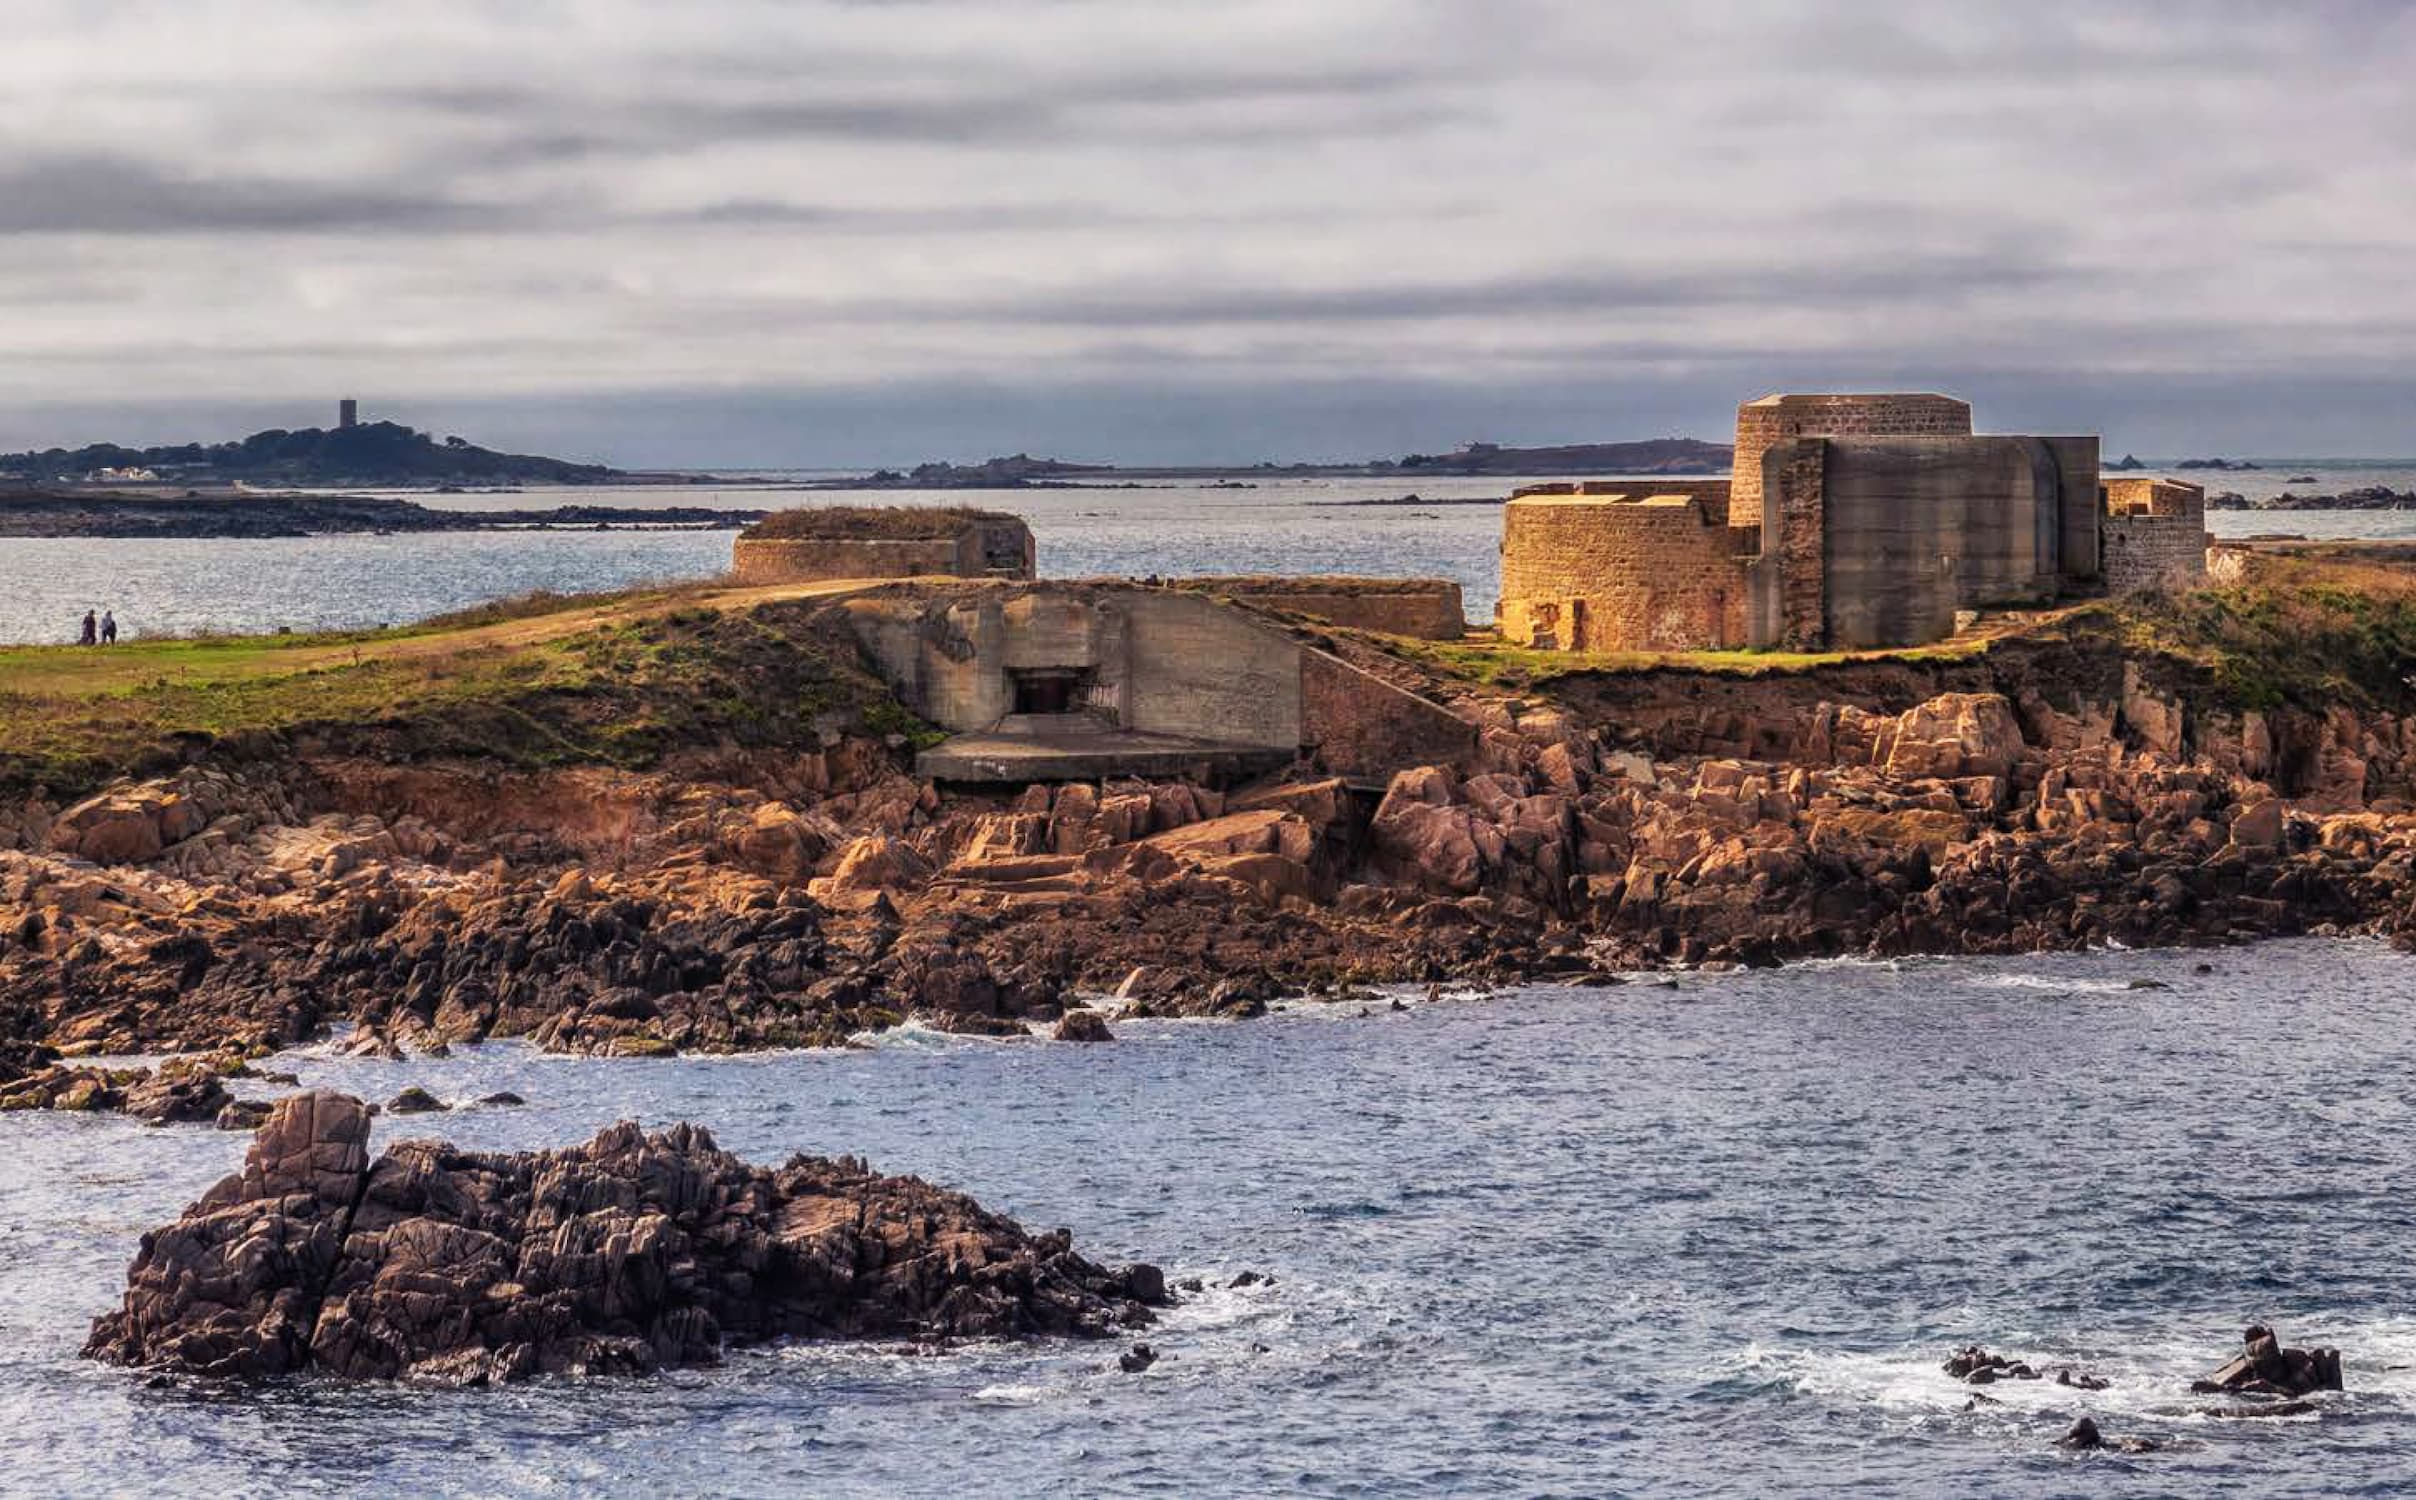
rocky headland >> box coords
[84,1091,1164,1384]
[4,547,2416,1074]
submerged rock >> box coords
[384,1086,446,1114]
[85,1090,1168,1384]
[1051,1010,1114,1043]
[2057,1416,2163,1454]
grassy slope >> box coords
[1379,552,2416,719]
[8,551,2411,798]
[2069,554,2416,713]
[0,581,918,796]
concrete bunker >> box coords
[833,581,1475,784]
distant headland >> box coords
[844,436,1732,488]
[0,399,628,488]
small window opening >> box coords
[1010,667,1093,715]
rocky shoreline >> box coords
[2206,485,2416,512]
[6,584,2416,1077]
[85,1091,1165,1383]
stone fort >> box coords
[1498,392,2209,652]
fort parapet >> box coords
[731,507,1034,585]
[2101,477,2210,592]
[1498,393,2203,654]
[1497,482,1754,651]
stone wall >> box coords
[1181,577,1466,639]
[1730,394,1973,530]
[731,516,1035,585]
[2103,479,2209,592]
[1497,490,1754,651]
[733,535,978,584]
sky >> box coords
[2,0,2413,466]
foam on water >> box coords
[7,938,2416,1496]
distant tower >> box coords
[338,398,358,430]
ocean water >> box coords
[10,461,2413,646]
[0,476,1524,646]
[5,938,2415,1497]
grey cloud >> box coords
[0,0,2412,456]
[0,155,490,236]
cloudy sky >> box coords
[3,0,2412,464]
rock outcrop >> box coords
[15,611,2416,1064]
[85,1091,1167,1383]
[2190,1324,2342,1398]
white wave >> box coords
[1733,1326,2386,1425]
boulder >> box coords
[1052,1010,1115,1043]
[820,835,934,894]
[86,1092,1166,1383]
[1880,694,2027,782]
[726,803,832,881]
[49,782,206,866]
[2191,1323,2341,1398]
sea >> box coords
[5,459,2415,645]
[4,939,2414,1497]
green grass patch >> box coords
[1385,632,1989,690]
[0,591,906,796]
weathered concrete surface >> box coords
[1811,436,2065,649]
[846,582,1473,785]
[1177,577,1467,640]
[917,726,1293,784]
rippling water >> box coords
[5,939,2415,1496]
[0,477,1520,645]
[12,460,2414,645]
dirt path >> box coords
[0,578,877,697]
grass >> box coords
[1386,631,1992,690]
[2067,554,2416,713]
[0,578,920,796]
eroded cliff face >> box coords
[5,630,2416,1075]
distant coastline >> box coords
[0,489,767,539]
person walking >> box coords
[100,610,117,644]
[79,610,95,645]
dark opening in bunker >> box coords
[1010,666,1094,716]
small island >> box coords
[2,403,627,488]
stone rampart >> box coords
[1497,491,1754,651]
[731,512,1034,585]
[2103,479,2208,592]
[732,535,980,584]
